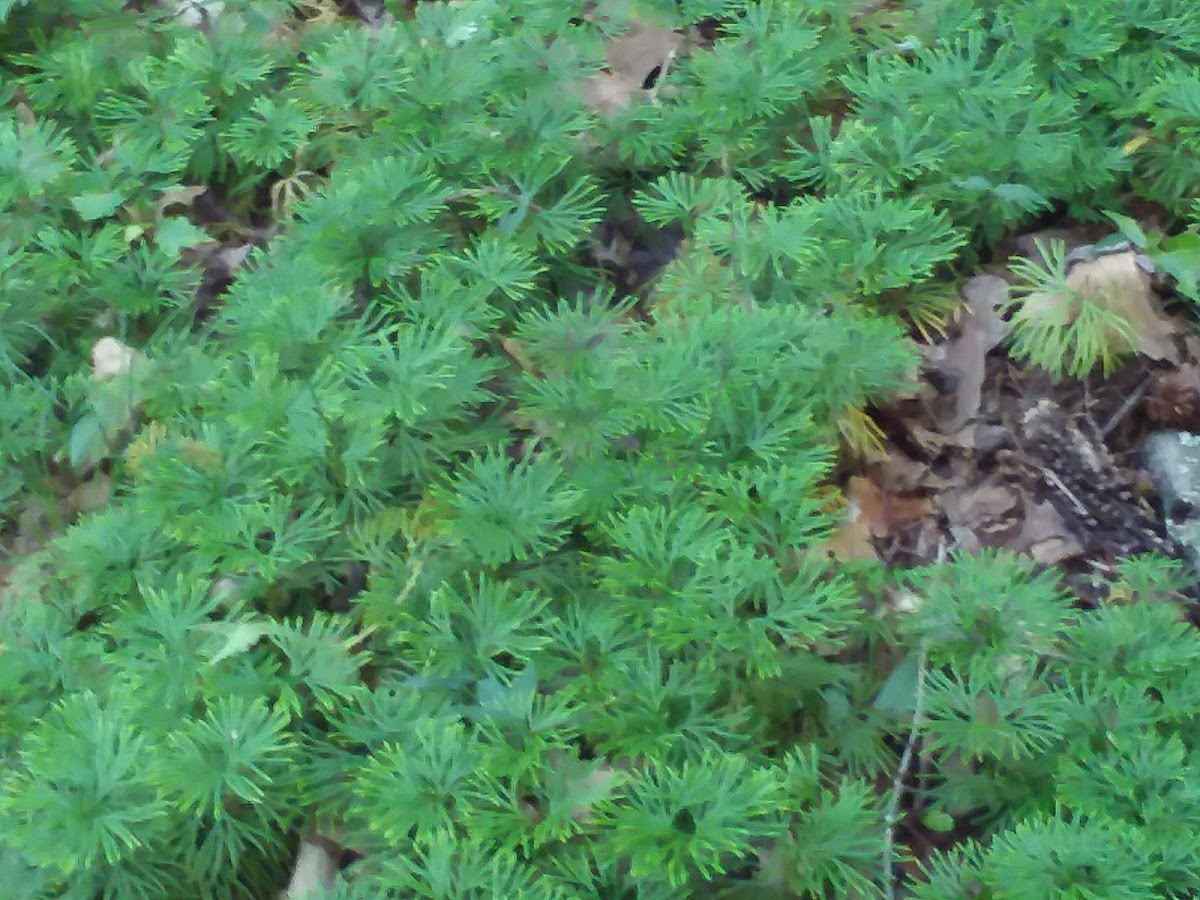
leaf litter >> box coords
[582,22,685,116]
[842,218,1200,598]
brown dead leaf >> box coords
[606,24,682,80]
[66,473,113,516]
[500,336,539,375]
[823,476,933,562]
[583,24,683,115]
[940,479,1023,551]
[925,275,1010,430]
[864,448,931,493]
[154,185,208,219]
[822,509,877,562]
[582,73,642,117]
[852,475,934,536]
[1067,251,1178,361]
[14,102,36,129]
[215,242,253,271]
[1018,251,1179,362]
[1009,499,1083,564]
[822,479,878,562]
[906,423,959,454]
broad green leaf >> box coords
[155,217,210,257]
[201,621,274,665]
[70,191,125,221]
[67,414,106,469]
[924,809,956,832]
[873,652,919,717]
[1153,232,1200,301]
[1102,210,1149,248]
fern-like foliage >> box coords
[4,0,1200,897]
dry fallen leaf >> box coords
[607,24,678,77]
[10,496,55,558]
[66,473,113,516]
[855,476,934,535]
[924,274,1010,430]
[940,479,1023,551]
[822,478,879,562]
[822,506,877,562]
[154,185,208,219]
[1017,250,1179,362]
[823,476,933,562]
[582,73,639,117]
[582,23,683,115]
[864,447,931,493]
[500,336,539,375]
[1009,499,1083,564]
[1068,251,1178,361]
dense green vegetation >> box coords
[4,1,1200,896]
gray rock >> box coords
[1065,239,1133,269]
[1144,430,1200,567]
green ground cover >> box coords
[4,1,1200,896]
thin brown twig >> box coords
[1038,466,1089,516]
[1100,375,1152,437]
[883,641,928,900]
